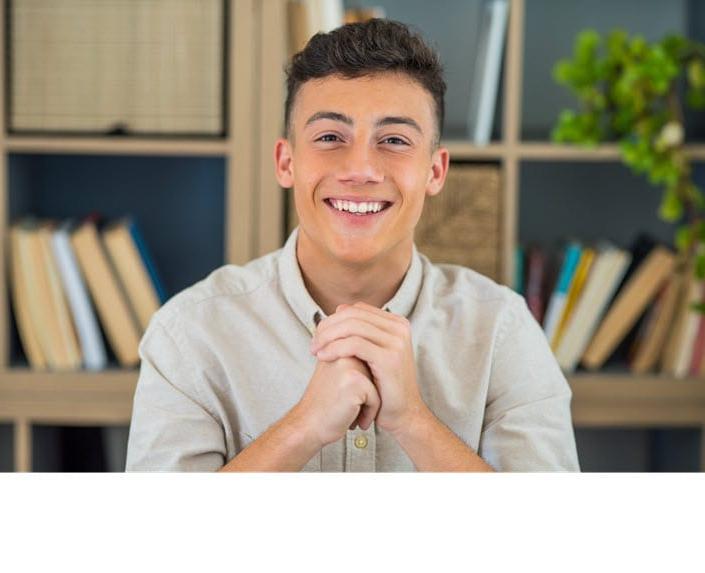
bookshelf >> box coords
[2,0,705,471]
[0,0,259,471]
[252,0,705,469]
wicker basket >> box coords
[415,164,502,281]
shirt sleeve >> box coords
[478,289,580,471]
[125,319,226,471]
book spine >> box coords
[52,229,108,371]
[469,0,509,144]
[543,243,581,342]
[128,219,168,303]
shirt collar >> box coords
[277,227,424,335]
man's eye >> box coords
[381,136,408,146]
[316,134,341,143]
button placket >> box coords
[345,422,376,472]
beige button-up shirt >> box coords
[126,228,580,471]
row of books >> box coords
[9,216,167,371]
[515,235,705,377]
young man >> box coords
[126,19,579,472]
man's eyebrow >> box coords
[375,116,423,134]
[304,112,423,135]
[304,111,353,127]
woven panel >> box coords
[414,164,502,281]
[10,0,223,135]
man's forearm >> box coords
[392,405,494,472]
[219,406,322,472]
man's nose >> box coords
[337,143,384,185]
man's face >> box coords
[275,72,449,266]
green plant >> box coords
[552,29,705,287]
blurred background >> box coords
[1,0,704,472]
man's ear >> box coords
[425,146,450,198]
[274,138,295,188]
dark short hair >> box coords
[284,19,446,146]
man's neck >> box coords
[296,231,412,316]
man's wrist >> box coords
[389,401,435,445]
[282,404,326,455]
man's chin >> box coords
[327,238,382,266]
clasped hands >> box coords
[307,301,427,440]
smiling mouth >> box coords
[323,198,393,216]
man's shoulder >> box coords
[149,248,282,329]
[419,255,532,345]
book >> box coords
[39,222,83,369]
[467,0,509,144]
[513,245,525,295]
[543,241,582,345]
[287,1,310,55]
[629,270,684,374]
[8,222,47,369]
[19,220,82,370]
[288,0,344,55]
[581,245,676,370]
[102,218,163,332]
[554,246,631,373]
[661,271,704,378]
[125,218,167,304]
[51,220,108,371]
[551,247,595,351]
[70,219,141,367]
[688,296,705,377]
[524,245,547,324]
[344,6,385,24]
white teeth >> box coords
[329,199,387,214]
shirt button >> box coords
[354,435,368,449]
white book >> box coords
[555,248,632,372]
[542,292,567,345]
[467,0,509,144]
[542,243,582,343]
[318,0,344,32]
[51,222,108,371]
[304,0,343,37]
[673,278,704,379]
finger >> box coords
[313,305,404,347]
[311,317,394,354]
[356,376,381,430]
[316,336,381,366]
[319,304,403,335]
[351,301,406,322]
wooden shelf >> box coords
[517,142,705,162]
[2,136,231,157]
[2,367,704,470]
[0,369,138,425]
[443,141,506,160]
[568,374,705,427]
[2,368,704,429]
[442,141,705,162]
[518,142,622,161]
